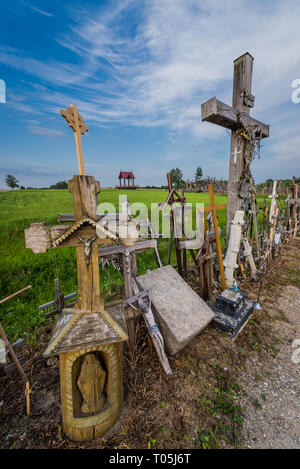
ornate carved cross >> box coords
[60,104,88,175]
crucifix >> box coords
[201,52,269,246]
[158,173,185,276]
[25,106,127,441]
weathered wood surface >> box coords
[131,278,173,375]
[1,338,25,372]
[25,223,51,253]
[201,97,269,138]
[208,184,226,291]
[201,53,269,246]
[68,175,100,222]
[242,235,258,280]
[98,239,157,256]
[0,323,31,415]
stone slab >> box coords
[136,265,215,355]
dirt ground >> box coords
[0,240,300,449]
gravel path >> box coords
[240,284,300,448]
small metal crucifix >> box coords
[76,235,98,265]
[60,104,88,175]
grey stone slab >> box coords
[137,265,215,355]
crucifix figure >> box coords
[77,235,98,265]
[201,52,269,246]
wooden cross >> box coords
[201,52,269,245]
[60,104,88,175]
[158,173,186,275]
[25,176,117,314]
[39,278,77,318]
[208,184,226,291]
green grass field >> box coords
[0,188,277,342]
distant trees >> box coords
[195,166,203,183]
[5,174,19,189]
[50,181,68,189]
[169,168,184,188]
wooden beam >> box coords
[201,97,269,138]
[208,184,226,291]
[0,285,31,306]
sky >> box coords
[0,0,300,188]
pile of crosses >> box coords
[1,52,297,443]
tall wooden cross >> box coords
[26,106,117,314]
[201,52,269,245]
[61,104,88,175]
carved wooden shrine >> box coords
[25,106,128,441]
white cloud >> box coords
[52,0,300,138]
[27,125,66,139]
[30,6,54,17]
[2,0,300,181]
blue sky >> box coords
[1,0,300,188]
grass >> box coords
[0,187,278,342]
[0,188,225,342]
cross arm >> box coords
[201,97,269,138]
[25,221,116,253]
[60,106,88,135]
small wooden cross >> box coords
[60,104,88,175]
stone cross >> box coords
[60,104,88,175]
[201,52,269,245]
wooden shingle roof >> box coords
[44,306,127,356]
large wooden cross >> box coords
[61,104,88,175]
[201,52,269,245]
[26,105,116,313]
[25,176,117,313]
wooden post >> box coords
[208,184,226,291]
[167,173,183,276]
[0,323,31,415]
[0,285,31,306]
[122,250,137,352]
[250,185,260,264]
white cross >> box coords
[232,146,241,164]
